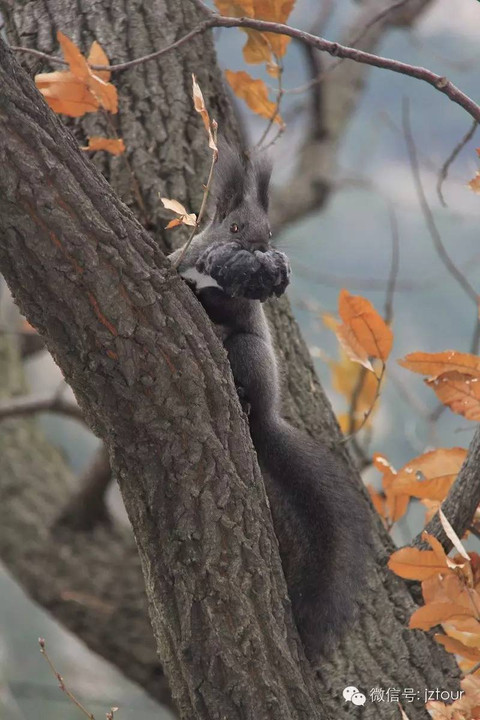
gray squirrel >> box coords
[169,140,370,660]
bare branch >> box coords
[0,391,84,422]
[402,99,479,303]
[437,119,478,207]
[10,6,480,123]
[55,445,112,532]
[39,638,97,719]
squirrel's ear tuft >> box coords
[251,155,272,212]
[212,138,246,220]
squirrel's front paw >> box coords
[196,242,290,301]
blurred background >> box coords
[1,0,479,716]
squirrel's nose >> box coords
[252,237,270,252]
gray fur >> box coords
[169,140,370,660]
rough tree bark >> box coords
[0,37,328,720]
[0,1,477,719]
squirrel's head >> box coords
[208,138,273,252]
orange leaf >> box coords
[57,31,90,81]
[373,453,409,523]
[426,371,480,421]
[214,0,294,61]
[225,70,282,124]
[334,323,373,372]
[87,73,118,113]
[388,547,449,580]
[366,484,387,521]
[160,197,197,229]
[242,30,272,64]
[192,75,217,151]
[35,34,117,117]
[390,448,466,501]
[423,532,449,566]
[338,289,393,361]
[214,0,254,16]
[398,350,480,378]
[83,137,125,156]
[436,634,480,662]
[468,172,480,194]
[36,72,99,117]
[410,602,475,630]
[87,40,111,82]
[330,349,378,409]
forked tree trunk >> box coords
[0,2,468,719]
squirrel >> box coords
[168,139,370,660]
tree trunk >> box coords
[0,36,327,719]
[0,2,468,719]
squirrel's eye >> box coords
[230,223,239,234]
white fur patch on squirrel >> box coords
[181,267,221,290]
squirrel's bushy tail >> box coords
[250,414,370,660]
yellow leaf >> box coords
[160,197,197,229]
[83,137,125,156]
[426,371,480,421]
[225,70,282,124]
[338,289,393,362]
[398,350,480,378]
[161,198,190,215]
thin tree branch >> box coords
[10,6,480,124]
[54,445,112,532]
[402,99,479,303]
[0,391,84,422]
[284,0,419,96]
[437,119,478,207]
[384,206,400,326]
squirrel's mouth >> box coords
[246,240,270,253]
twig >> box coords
[402,98,479,304]
[284,0,415,96]
[465,659,480,676]
[468,525,480,541]
[345,362,386,441]
[437,119,478,207]
[10,6,480,124]
[39,638,96,719]
[173,124,218,269]
[0,391,84,422]
[254,55,284,151]
[384,205,400,326]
